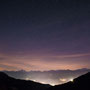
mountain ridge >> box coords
[48,72,90,90]
[0,72,51,90]
[2,68,90,85]
[0,72,90,90]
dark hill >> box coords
[48,72,90,90]
[0,72,50,90]
[0,72,90,90]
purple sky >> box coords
[0,0,90,71]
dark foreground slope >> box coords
[0,72,50,90]
[48,72,90,90]
[0,72,90,90]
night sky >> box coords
[0,0,90,71]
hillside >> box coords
[0,72,50,90]
[3,68,90,85]
[48,72,90,90]
[0,72,90,90]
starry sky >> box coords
[0,0,90,71]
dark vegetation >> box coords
[48,72,90,90]
[0,72,50,90]
[0,72,90,90]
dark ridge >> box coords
[48,72,90,90]
[0,72,9,78]
[0,72,51,90]
[0,72,90,90]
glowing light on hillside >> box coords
[33,80,36,82]
[50,83,55,86]
[60,78,67,82]
[25,78,29,80]
[70,78,74,82]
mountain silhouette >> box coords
[3,68,90,85]
[0,72,90,90]
[0,72,50,90]
[48,72,90,90]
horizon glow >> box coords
[0,0,90,71]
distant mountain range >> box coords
[0,71,90,90]
[2,68,90,85]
